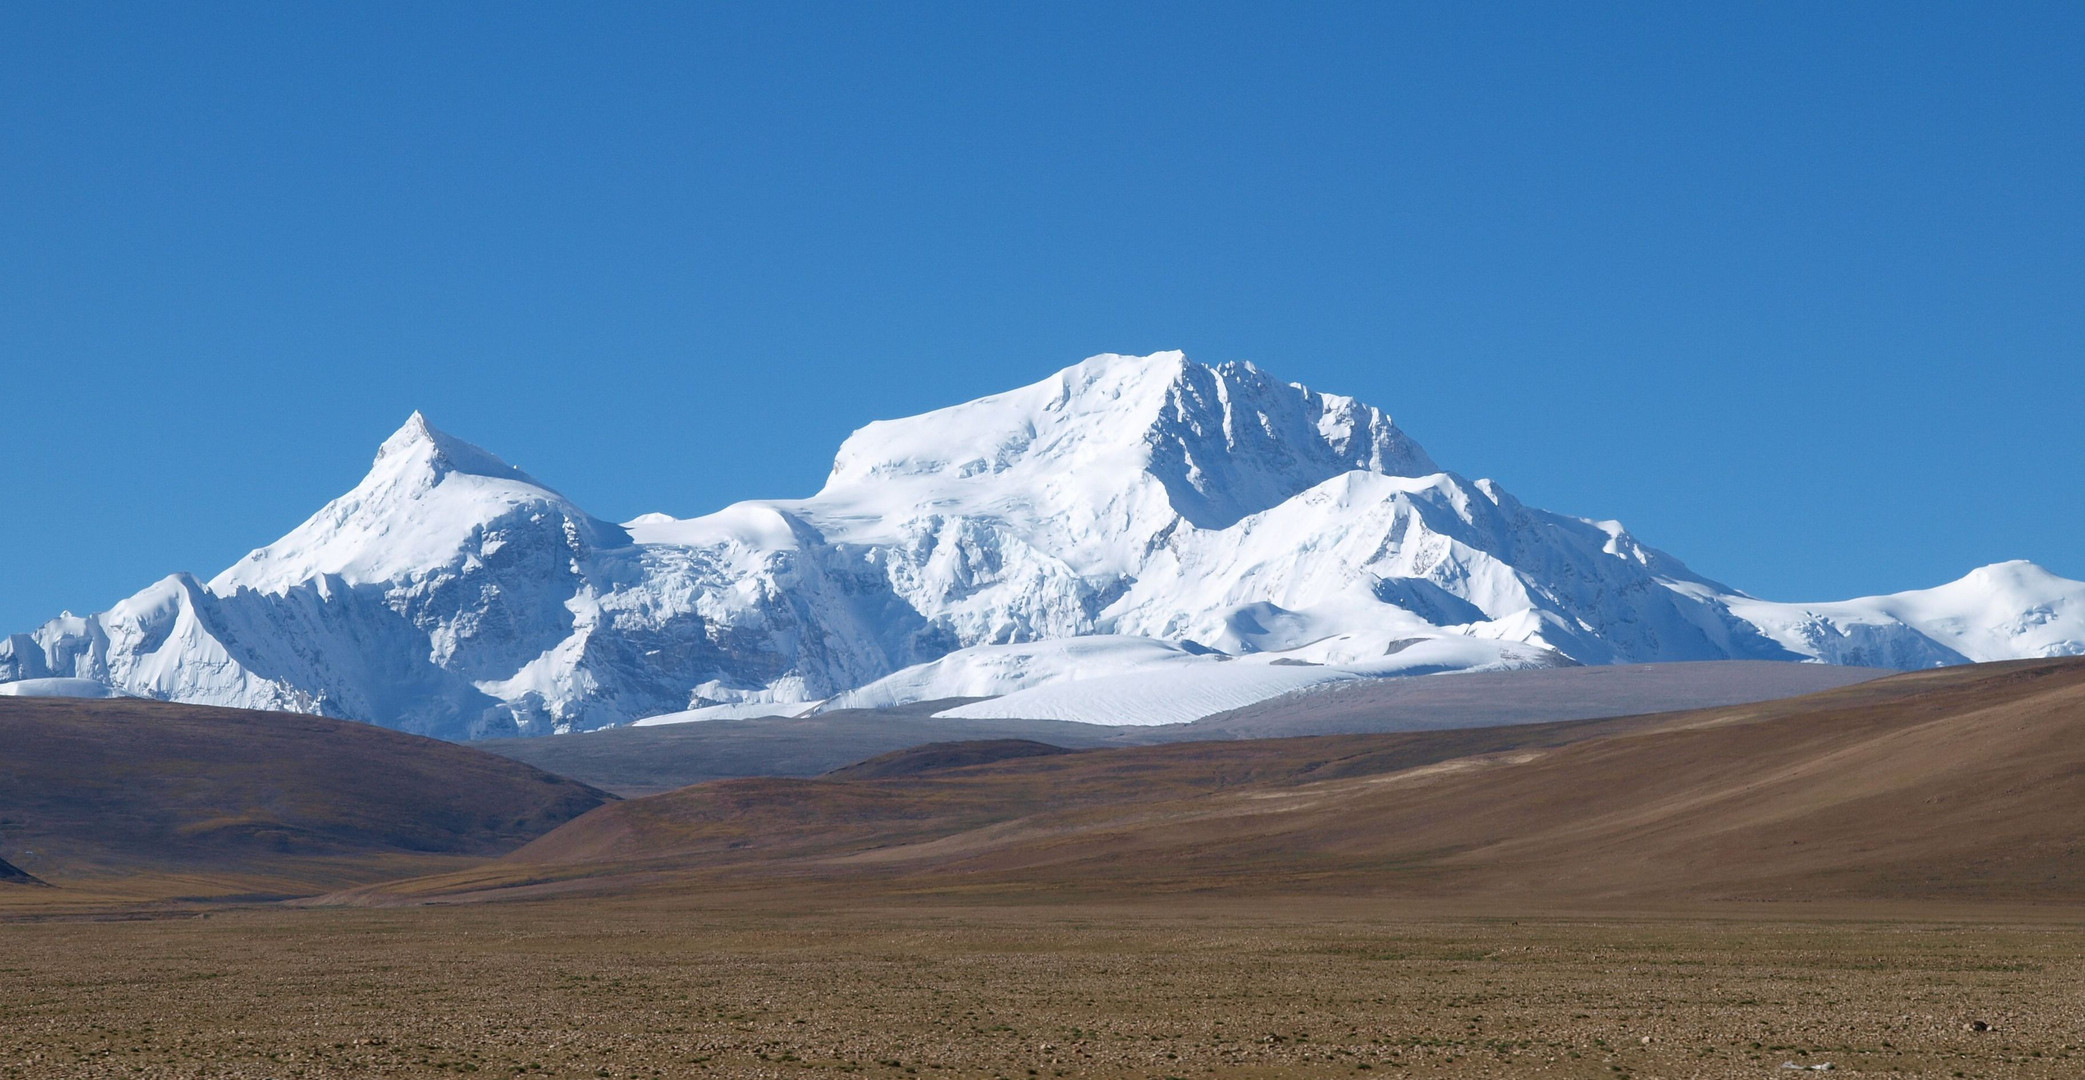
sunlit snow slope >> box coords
[4,352,2079,737]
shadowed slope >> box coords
[339,659,2085,907]
[0,696,613,899]
[822,739,1077,780]
[474,701,1141,796]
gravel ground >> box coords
[3,897,2083,1079]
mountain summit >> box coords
[213,412,627,597]
[5,353,2081,737]
[819,352,1436,533]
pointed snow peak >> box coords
[207,413,627,595]
[374,410,442,462]
[390,409,435,443]
[373,412,539,487]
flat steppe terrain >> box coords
[5,896,2085,1079]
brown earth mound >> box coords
[335,658,2085,908]
[0,696,613,900]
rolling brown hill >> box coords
[0,696,613,902]
[334,658,2085,908]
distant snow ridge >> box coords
[0,677,134,700]
[868,635,1566,727]
[3,352,2080,737]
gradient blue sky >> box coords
[3,2,2080,631]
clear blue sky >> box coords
[2,2,2079,631]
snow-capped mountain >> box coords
[4,352,2079,737]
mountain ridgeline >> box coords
[4,352,2081,738]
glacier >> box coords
[4,351,2080,738]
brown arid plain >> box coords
[6,659,2085,1079]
